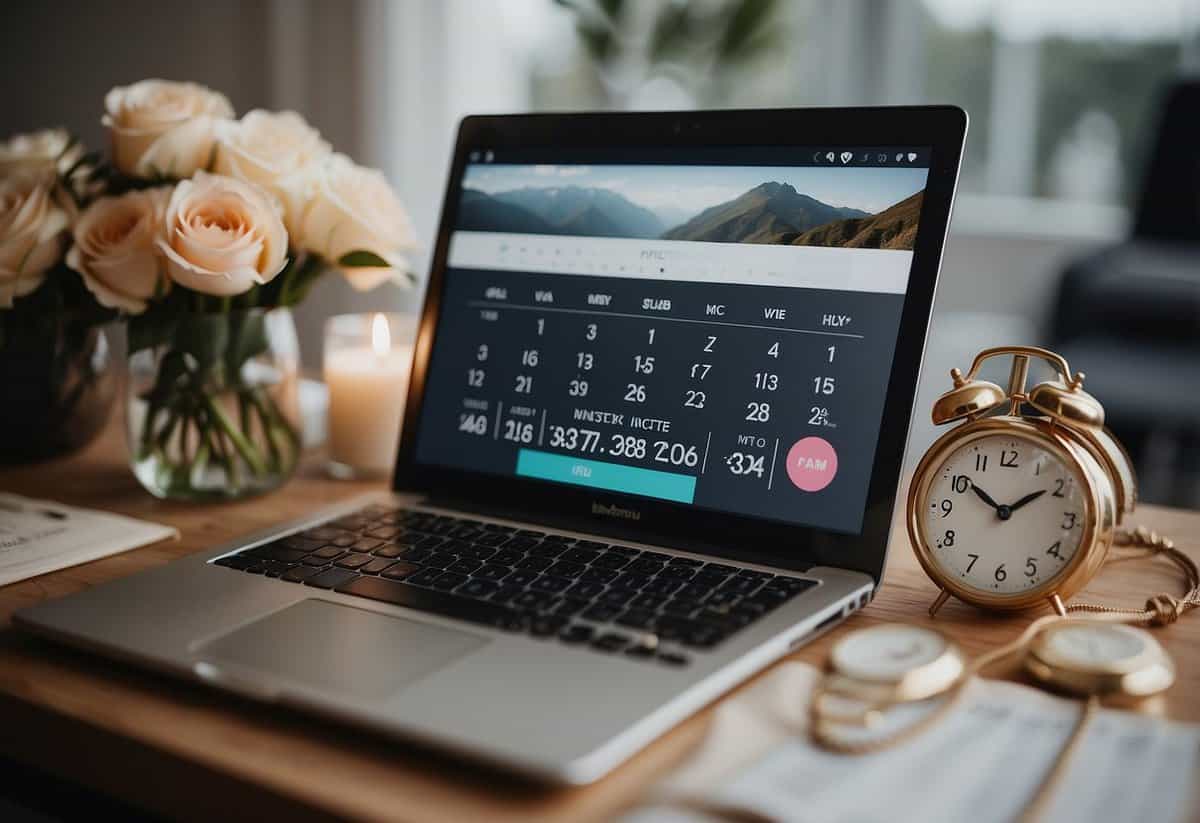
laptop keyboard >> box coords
[213,504,817,668]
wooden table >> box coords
[2,422,1199,822]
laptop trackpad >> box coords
[196,599,488,700]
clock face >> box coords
[921,432,1089,597]
[1041,623,1149,669]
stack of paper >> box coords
[628,662,1199,823]
[0,493,176,586]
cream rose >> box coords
[282,154,417,291]
[215,110,330,193]
[0,171,70,307]
[66,188,170,314]
[104,79,233,179]
[157,172,287,296]
[0,128,82,178]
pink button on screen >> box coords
[786,436,838,492]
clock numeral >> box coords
[941,529,955,548]
[1061,512,1077,530]
[1046,540,1062,559]
[966,553,980,573]
[1024,557,1038,578]
[999,449,1019,468]
[994,563,1007,582]
[1052,478,1066,498]
[951,475,971,494]
[940,499,953,517]
[975,454,988,472]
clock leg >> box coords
[928,588,951,617]
[1048,594,1067,616]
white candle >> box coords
[324,313,413,477]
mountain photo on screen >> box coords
[458,164,927,250]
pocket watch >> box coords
[907,346,1137,617]
[1024,619,1175,699]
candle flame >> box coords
[371,313,390,356]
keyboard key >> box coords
[406,567,445,587]
[260,561,292,577]
[581,603,621,622]
[580,567,619,584]
[657,651,690,667]
[530,615,569,637]
[598,587,637,606]
[513,590,554,611]
[281,565,321,582]
[678,583,714,600]
[592,552,631,570]
[304,567,360,590]
[505,569,540,587]
[245,544,308,563]
[607,545,640,556]
[503,536,538,551]
[329,534,358,548]
[399,547,434,564]
[366,525,401,540]
[516,556,553,572]
[461,545,496,561]
[642,578,683,596]
[516,529,545,538]
[309,545,346,560]
[707,589,741,607]
[720,577,761,594]
[531,575,571,594]
[682,624,725,649]
[663,598,701,617]
[334,576,521,628]
[631,593,667,611]
[559,624,595,644]
[334,553,373,570]
[615,609,656,630]
[703,563,738,575]
[490,585,524,604]
[567,581,605,599]
[529,542,567,558]
[561,547,601,564]
[371,544,405,558]
[432,571,469,591]
[491,549,523,567]
[447,558,482,575]
[614,573,651,590]
[591,633,630,653]
[423,552,457,569]
[574,540,609,551]
[281,536,326,552]
[302,554,336,567]
[668,556,703,567]
[628,558,665,575]
[547,560,586,579]
[459,578,501,598]
[553,597,590,616]
[353,538,386,553]
[361,557,396,575]
[659,565,695,581]
[475,564,511,581]
[475,532,510,547]
[737,570,774,583]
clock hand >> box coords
[1007,489,1047,514]
[971,484,1001,511]
[971,483,1014,521]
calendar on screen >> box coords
[414,150,931,534]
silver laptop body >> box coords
[16,107,965,784]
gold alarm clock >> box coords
[907,346,1137,617]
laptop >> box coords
[16,106,966,784]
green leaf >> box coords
[338,250,391,268]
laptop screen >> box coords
[412,147,931,535]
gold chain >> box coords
[1067,526,1199,625]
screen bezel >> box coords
[394,106,967,581]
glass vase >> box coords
[0,322,117,464]
[126,308,302,501]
